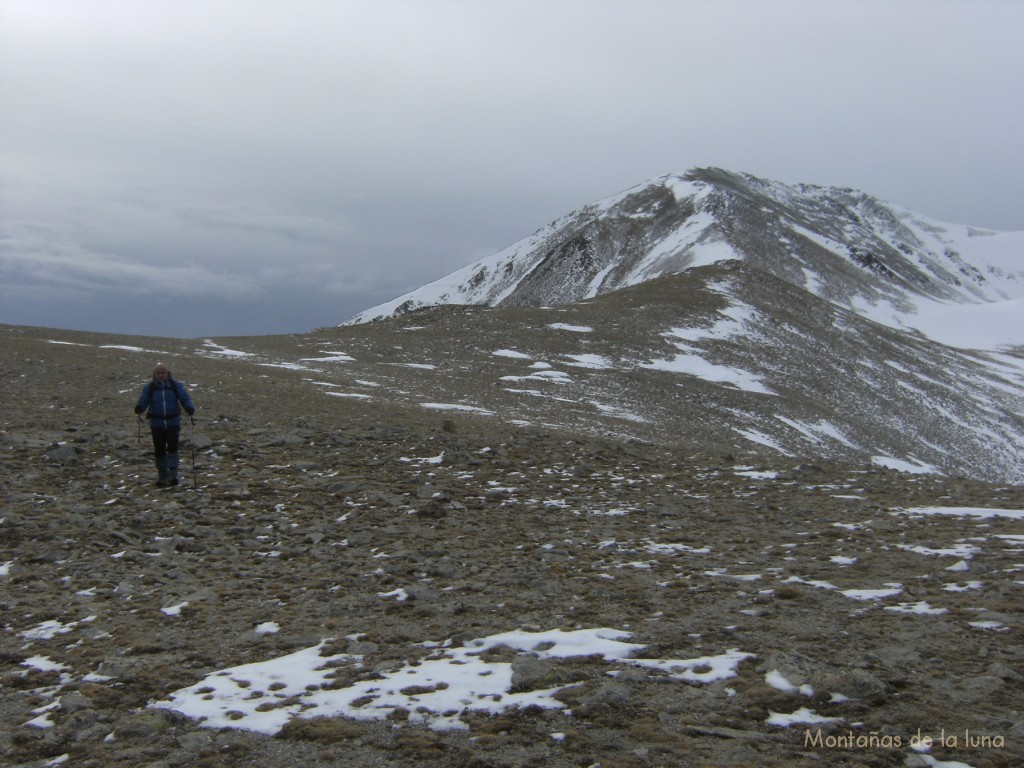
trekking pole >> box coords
[189,415,198,490]
[136,415,143,484]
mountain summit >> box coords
[339,169,1023,482]
[348,167,1023,341]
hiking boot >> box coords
[155,455,168,487]
[167,452,180,486]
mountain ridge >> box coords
[347,167,1024,340]
[332,169,1024,483]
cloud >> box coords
[179,203,354,247]
[0,222,263,300]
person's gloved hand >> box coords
[134,405,145,414]
[186,407,195,416]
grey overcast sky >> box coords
[2,0,1022,338]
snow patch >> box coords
[152,628,754,734]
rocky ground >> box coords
[2,324,1023,767]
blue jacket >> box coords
[136,377,194,428]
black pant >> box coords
[150,426,180,457]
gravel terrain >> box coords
[2,324,1022,767]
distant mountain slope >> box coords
[347,168,1024,354]
[327,168,1024,482]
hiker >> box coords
[134,363,195,487]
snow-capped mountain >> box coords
[347,167,1023,345]
[335,168,1023,483]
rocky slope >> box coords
[2,324,1022,767]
